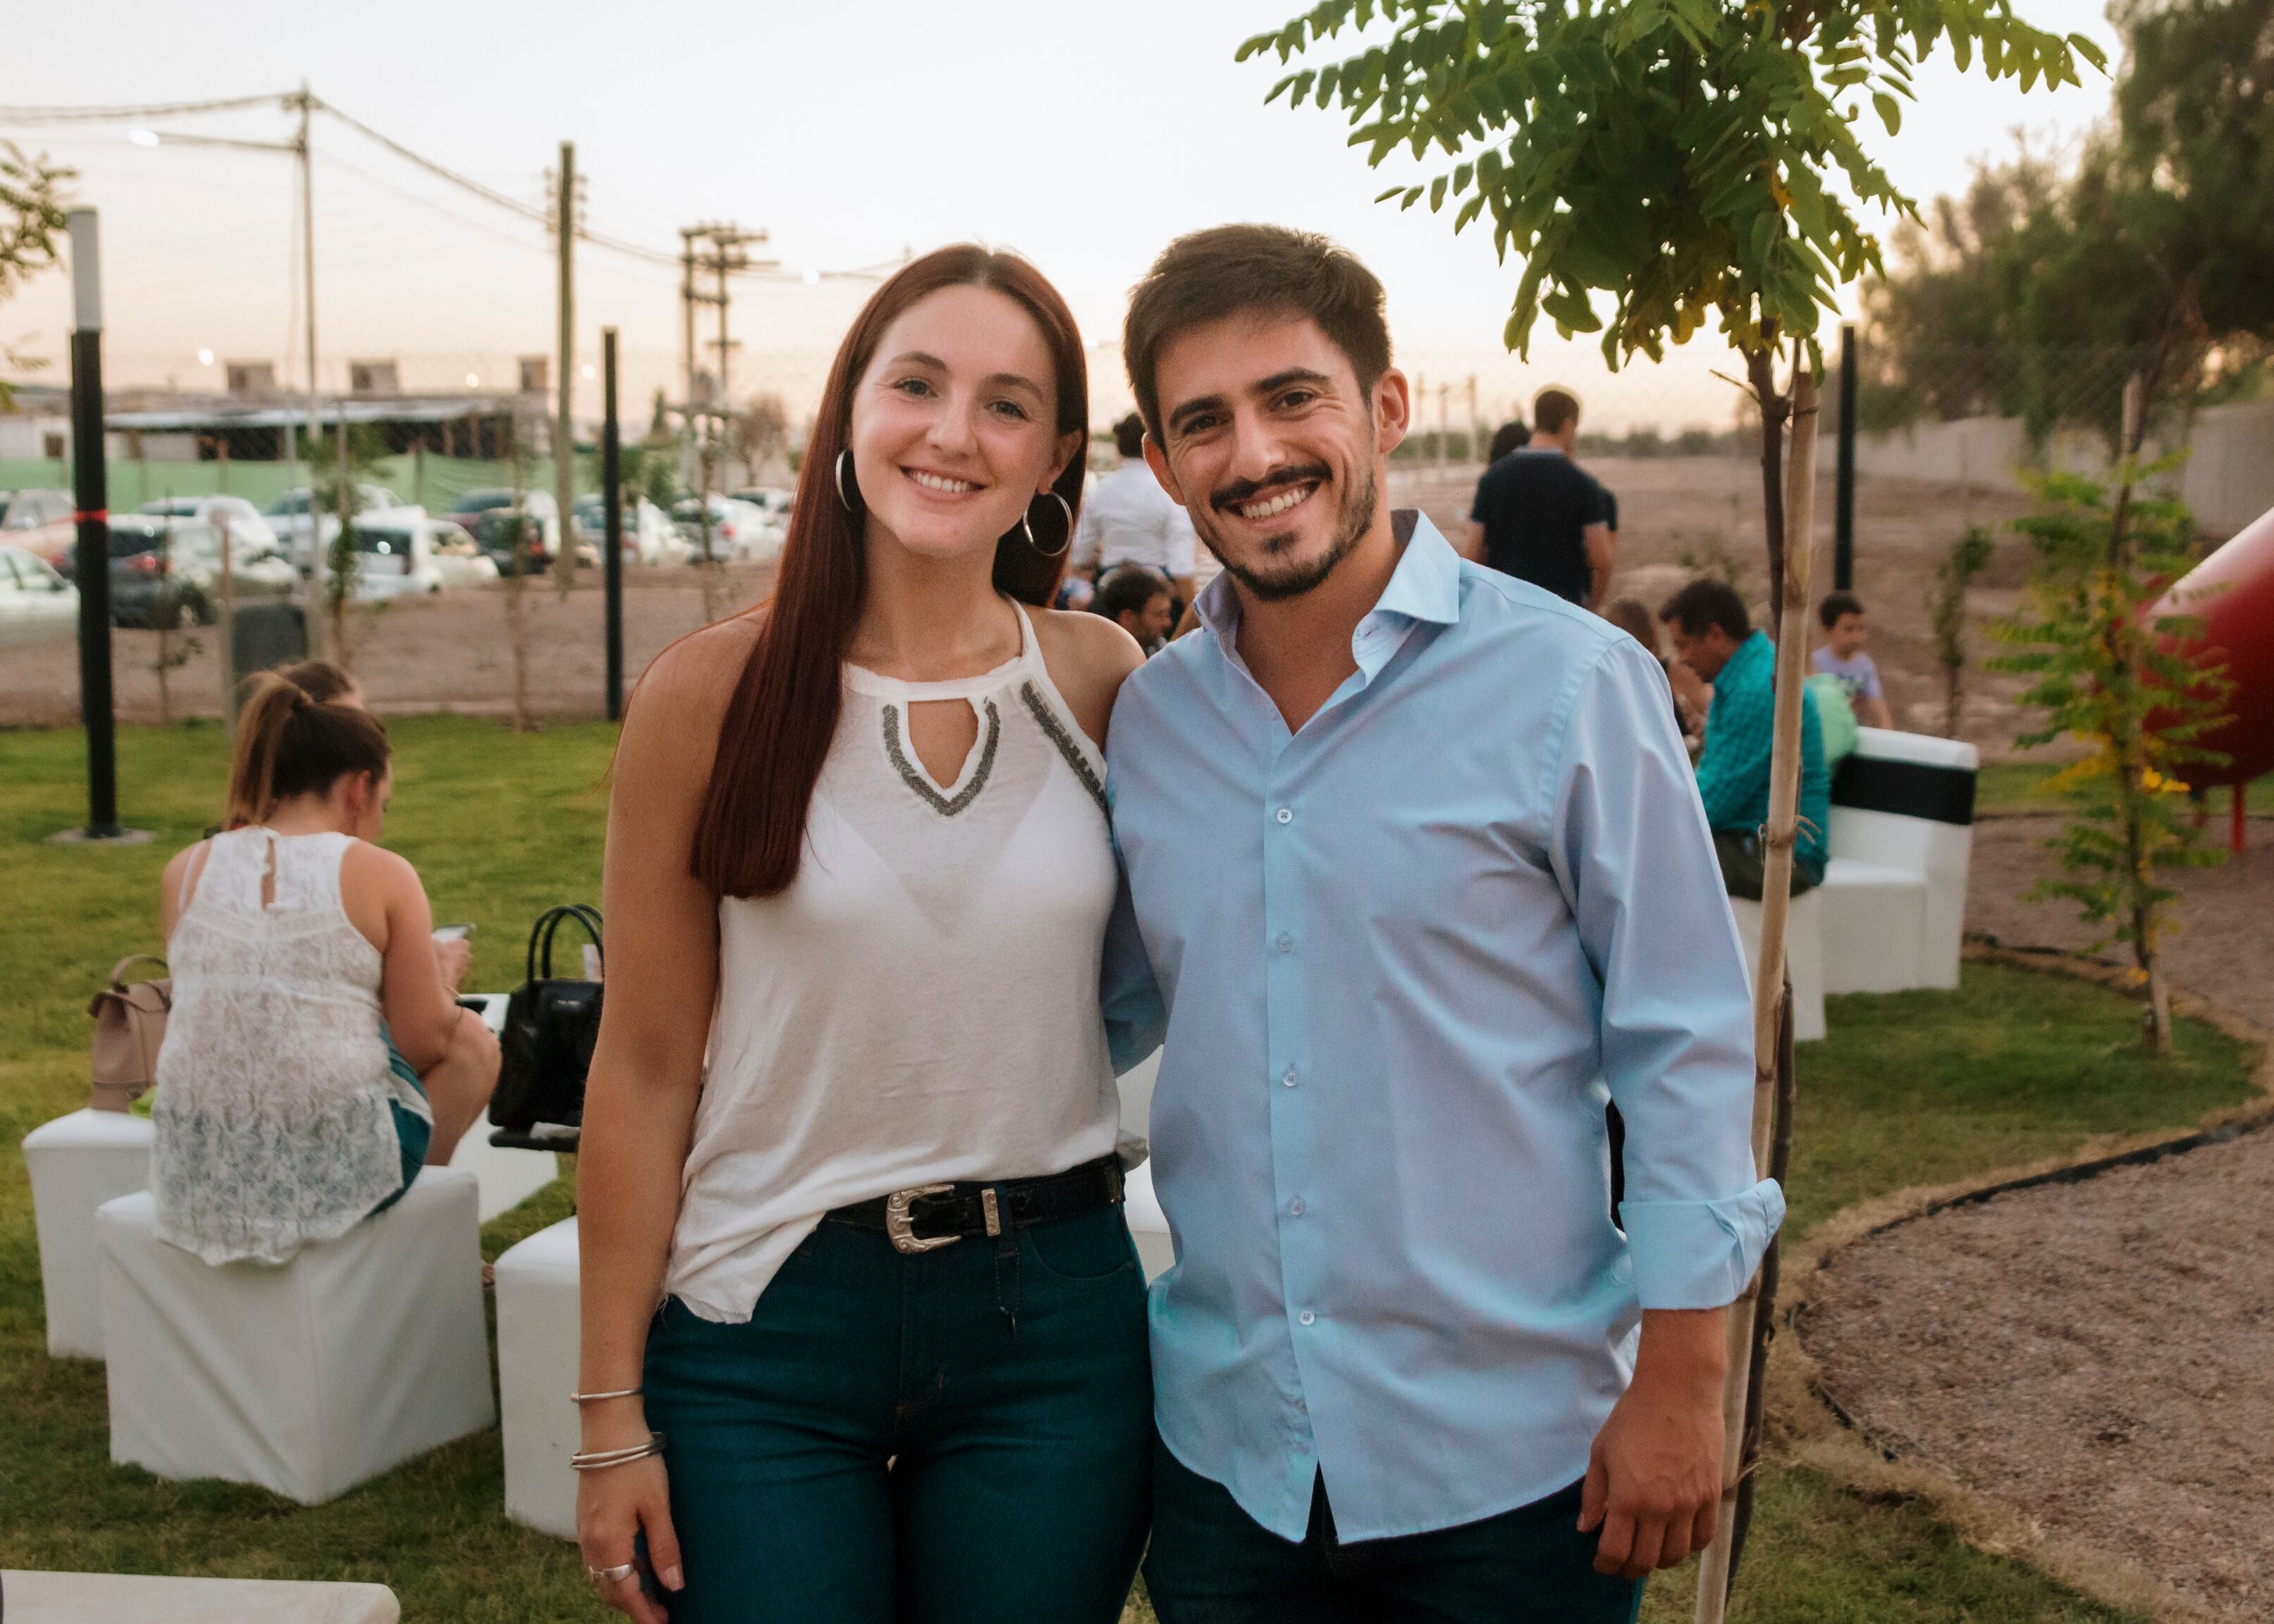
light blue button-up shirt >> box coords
[1101,512,1784,1544]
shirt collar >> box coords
[1193,508,1462,650]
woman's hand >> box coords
[433,935,472,993]
[577,1408,684,1624]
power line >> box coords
[0,92,287,124]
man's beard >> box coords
[1191,463,1382,605]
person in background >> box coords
[1658,579,1829,899]
[1093,564,1175,654]
[1453,420,1531,563]
[1073,410,1200,610]
[1812,589,1894,728]
[1602,597,1693,740]
[152,671,501,1266]
[1465,388,1614,608]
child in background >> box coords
[1812,590,1894,729]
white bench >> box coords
[1820,728,1979,995]
[0,1570,398,1624]
[493,1215,582,1540]
[97,1167,496,1505]
[22,1109,154,1358]
[1730,887,1828,1042]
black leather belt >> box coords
[825,1155,1124,1255]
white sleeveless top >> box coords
[152,827,431,1265]
[665,603,1126,1322]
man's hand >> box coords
[1578,1307,1728,1578]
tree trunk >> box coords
[1695,356,1819,1624]
[1723,983,1796,1594]
[1746,343,1791,633]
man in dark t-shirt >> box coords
[1466,388,1614,608]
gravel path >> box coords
[1806,1122,2274,1619]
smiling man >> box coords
[1099,225,1785,1623]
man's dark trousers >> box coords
[1144,1441,1644,1624]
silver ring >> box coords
[1022,490,1074,557]
[835,448,859,514]
[586,1561,639,1587]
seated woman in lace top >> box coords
[149,670,500,1264]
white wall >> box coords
[1853,403,2274,535]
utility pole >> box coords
[1833,323,1857,591]
[65,208,123,840]
[552,141,579,595]
[295,82,325,658]
[602,327,623,722]
[676,221,774,584]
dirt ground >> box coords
[1967,816,2274,1030]
[3,458,2034,736]
[1806,1123,2274,1619]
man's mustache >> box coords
[1210,463,1332,514]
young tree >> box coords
[1236,1,2103,1608]
[1989,464,2231,1050]
[0,142,70,404]
[1928,524,1997,736]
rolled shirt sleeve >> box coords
[1548,637,1785,1310]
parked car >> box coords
[1,487,79,569]
[426,518,503,589]
[671,494,782,564]
[264,485,403,570]
[80,515,297,628]
[139,496,281,561]
[450,490,561,570]
[730,486,794,523]
[0,543,80,648]
[569,494,692,567]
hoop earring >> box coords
[835,448,860,515]
[1022,490,1074,558]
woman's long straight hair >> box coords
[689,246,1090,899]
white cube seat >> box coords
[493,1215,582,1540]
[1122,1162,1175,1284]
[96,1167,496,1505]
[0,1569,398,1624]
[1819,857,1930,995]
[22,1108,155,1360]
[1729,887,1827,1043]
[1825,728,1979,992]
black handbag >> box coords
[489,904,603,1149]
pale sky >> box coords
[1,0,2122,432]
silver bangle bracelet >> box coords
[570,1386,644,1405]
[571,1432,666,1472]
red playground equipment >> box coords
[2156,505,2274,853]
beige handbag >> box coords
[89,956,172,1112]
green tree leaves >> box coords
[1238,0,2096,369]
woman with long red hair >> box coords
[573,247,1154,1623]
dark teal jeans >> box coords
[643,1203,1153,1624]
[1145,1443,1643,1624]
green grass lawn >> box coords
[1,720,2256,1621]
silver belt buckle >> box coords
[885,1184,959,1255]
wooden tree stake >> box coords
[1695,359,1819,1624]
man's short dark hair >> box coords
[1112,412,1146,460]
[1818,589,1866,629]
[1532,388,1580,437]
[1486,420,1529,464]
[1659,578,1750,641]
[1123,224,1390,440]
[1094,565,1171,625]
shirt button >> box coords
[1275,807,1293,824]
[1289,1198,1305,1216]
[1276,933,1293,954]
[1282,1068,1298,1088]
[1298,1310,1317,1327]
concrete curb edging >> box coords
[1766,942,2274,1624]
